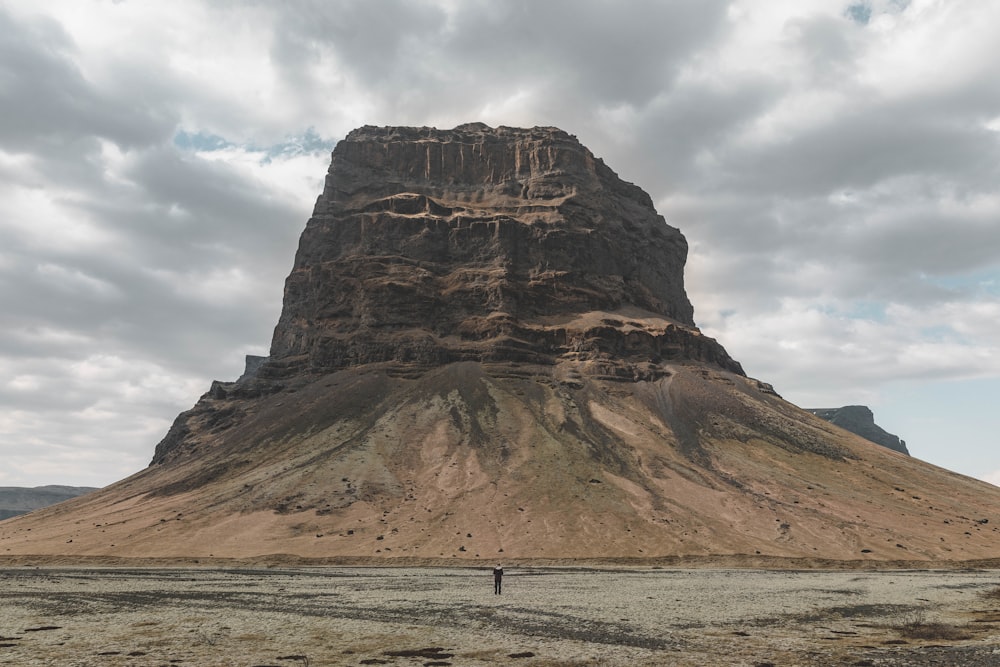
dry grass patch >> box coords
[895,621,972,641]
[878,607,975,642]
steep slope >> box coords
[1,124,997,562]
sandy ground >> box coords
[2,566,1000,666]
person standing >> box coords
[493,564,503,595]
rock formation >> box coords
[2,124,998,563]
[807,406,909,455]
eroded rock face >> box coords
[264,124,740,380]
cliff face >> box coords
[263,124,738,382]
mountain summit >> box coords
[2,125,997,562]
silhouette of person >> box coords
[493,564,503,595]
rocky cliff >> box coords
[270,125,735,373]
[807,406,909,455]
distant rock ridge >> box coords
[806,406,909,455]
[0,486,97,521]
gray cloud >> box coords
[0,8,175,154]
[443,0,730,105]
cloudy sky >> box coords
[2,0,999,489]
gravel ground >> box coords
[2,566,1000,666]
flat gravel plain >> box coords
[2,566,1000,666]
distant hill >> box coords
[806,406,909,455]
[0,486,97,521]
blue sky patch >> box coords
[845,3,872,25]
[921,270,1000,298]
[815,300,887,323]
[173,128,336,163]
[173,130,234,152]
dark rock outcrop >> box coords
[807,406,909,455]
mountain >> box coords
[807,406,909,455]
[1,124,997,563]
[0,486,97,521]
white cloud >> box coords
[979,470,1000,488]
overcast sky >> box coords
[2,0,998,489]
